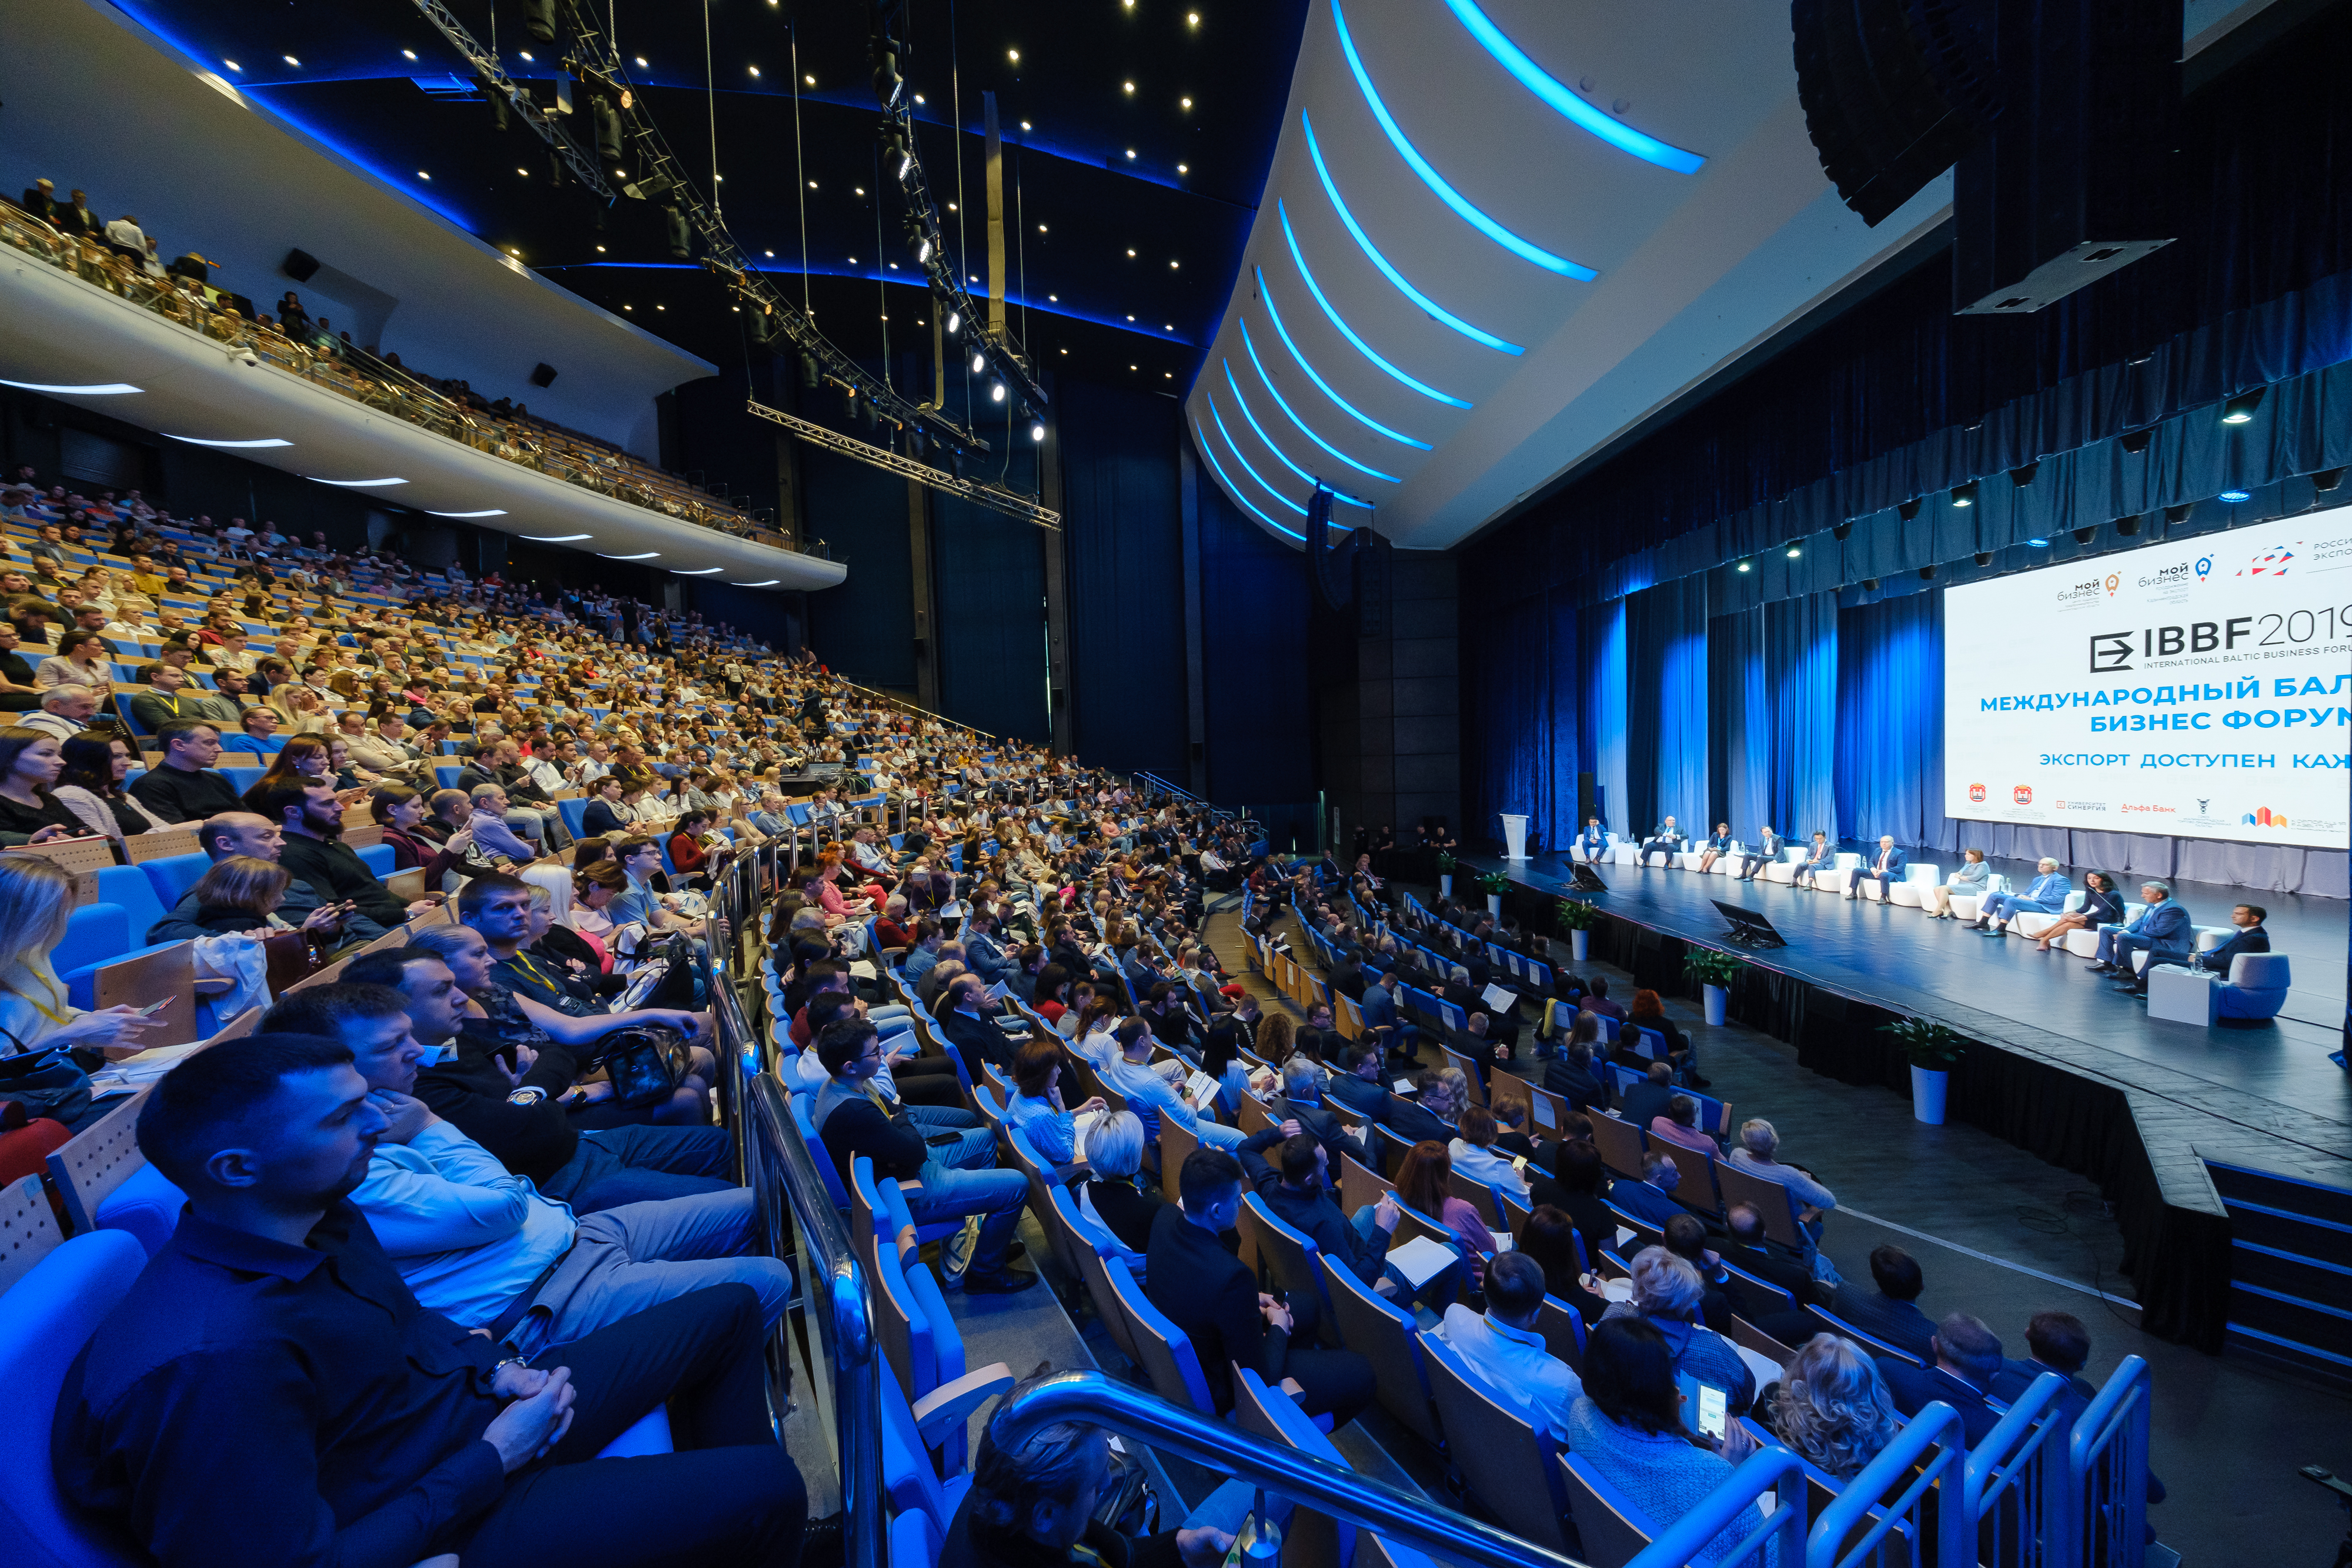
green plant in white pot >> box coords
[1434,850,1456,898]
[1555,897,1599,962]
[1879,1017,1966,1125]
[1475,869,1511,918]
[1682,948,1745,1027]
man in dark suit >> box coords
[1617,1061,1677,1132]
[1383,1075,1454,1145]
[1847,835,1907,901]
[1327,1043,1390,1125]
[1610,1152,1688,1231]
[1144,1148,1374,1425]
[1876,1313,2008,1446]
[1735,828,1785,881]
[2190,904,2269,974]
[1237,1129,1401,1319]
[1274,1058,1369,1172]
[2090,881,2192,982]
[1763,1243,1935,1361]
[1544,1039,1608,1113]
[1989,1310,2170,1513]
[1719,1203,1822,1318]
[20,179,59,224]
[935,973,1017,1079]
[1441,1010,1512,1086]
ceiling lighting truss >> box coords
[747,397,1058,530]
[868,1,1048,417]
[406,0,614,198]
[527,0,983,454]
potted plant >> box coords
[1682,948,1745,1027]
[1555,896,1600,962]
[1434,850,1456,898]
[1879,1017,1966,1124]
[1475,869,1511,918]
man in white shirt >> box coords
[1102,1016,1248,1151]
[23,684,100,741]
[260,983,790,1354]
[1438,1251,1582,1442]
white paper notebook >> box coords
[1384,1234,1462,1289]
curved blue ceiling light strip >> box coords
[1207,392,1311,518]
[1257,268,1431,451]
[1329,0,1597,280]
[1239,318,1401,484]
[1223,360,1372,509]
[1301,112,1523,356]
[1438,0,1706,174]
[1278,200,1469,409]
[1192,417,1305,542]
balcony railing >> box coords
[0,205,803,554]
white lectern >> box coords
[1501,814,1530,861]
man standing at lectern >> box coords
[1847,835,1907,901]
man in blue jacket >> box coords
[2190,904,2270,974]
[1574,816,1609,862]
[1974,858,2070,934]
[2092,881,2192,987]
[1846,835,1907,901]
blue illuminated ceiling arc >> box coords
[1237,317,1399,485]
[1437,0,1706,175]
[1207,391,1310,518]
[1278,200,1469,410]
[1255,268,1431,452]
[1221,359,1371,509]
[1329,0,1598,282]
[1192,416,1304,542]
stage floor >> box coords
[1457,849,2350,1181]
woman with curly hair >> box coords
[1755,1333,1905,1480]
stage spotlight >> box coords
[2119,427,2154,454]
[991,380,1007,403]
[592,95,624,162]
[1031,420,1046,443]
[1973,551,1993,566]
[1735,561,1751,573]
[2219,489,2251,503]
[1861,577,1879,590]
[946,310,960,335]
[1918,565,1937,580]
[1896,499,1920,521]
[1786,545,1801,558]
[2220,387,2264,424]
[2163,503,2193,524]
[1832,521,1853,541]
[2314,466,2347,493]
[2073,526,2097,543]
[2009,462,2039,488]
[477,73,509,133]
[522,0,556,41]
[664,206,690,259]
[2113,513,2141,536]
[970,350,986,373]
[1950,482,1978,508]
[799,352,820,389]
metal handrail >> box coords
[1626,1446,1808,1567]
[1806,1400,1971,1568]
[990,1370,1586,1568]
[2065,1355,2150,1568]
[1966,1370,2071,1566]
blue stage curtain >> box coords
[1635,579,1709,834]
[1581,599,1628,836]
[1833,591,1945,850]
[1708,609,1768,841]
[1466,592,1580,852]
[1768,591,1840,840]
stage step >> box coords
[2208,1159,2352,1384]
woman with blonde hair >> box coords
[0,854,162,1072]
[182,855,342,938]
[1758,1335,1905,1479]
[270,680,331,734]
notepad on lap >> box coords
[1385,1235,1462,1289]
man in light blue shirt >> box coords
[1438,1251,1582,1441]
[1974,858,2070,934]
[263,984,790,1355]
[1102,1016,1247,1151]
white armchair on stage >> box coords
[1884,864,1942,907]
[1815,852,1862,895]
[2147,954,2293,1025]
[1760,846,1809,885]
[1571,832,1621,864]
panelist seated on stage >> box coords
[1733,828,1784,881]
[1922,849,1991,919]
[2182,903,2269,974]
[1636,817,1686,867]
[1573,816,1609,862]
[2089,882,2193,987]
[1693,825,1732,875]
[1973,860,2069,934]
[1845,836,1906,901]
[1794,831,1836,890]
